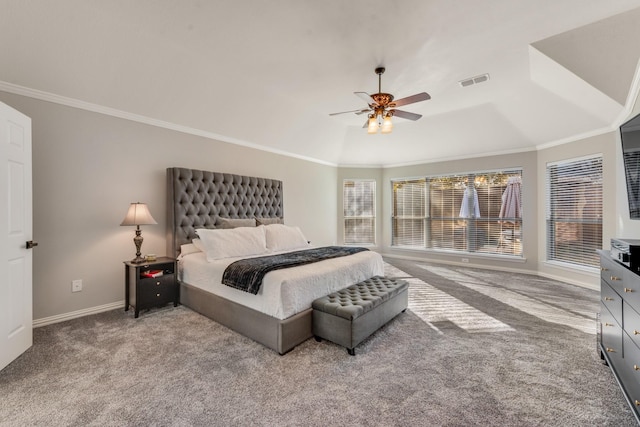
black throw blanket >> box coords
[222,246,369,294]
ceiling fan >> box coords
[329,67,431,134]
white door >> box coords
[0,101,33,371]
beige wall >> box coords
[0,92,338,322]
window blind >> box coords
[392,179,426,246]
[546,155,602,268]
[391,169,523,257]
[343,179,376,245]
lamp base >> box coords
[131,226,145,264]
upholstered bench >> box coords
[312,276,409,355]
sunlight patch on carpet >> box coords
[421,265,595,334]
[384,263,514,333]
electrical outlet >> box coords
[71,279,82,292]
[461,258,469,263]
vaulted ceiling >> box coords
[2,1,640,166]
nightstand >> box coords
[124,257,178,318]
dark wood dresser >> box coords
[599,250,640,423]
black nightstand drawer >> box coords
[139,275,176,304]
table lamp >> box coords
[120,202,157,263]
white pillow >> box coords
[196,226,267,261]
[264,224,310,252]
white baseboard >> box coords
[33,301,125,328]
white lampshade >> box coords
[367,116,378,134]
[120,203,157,226]
[381,115,393,134]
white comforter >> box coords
[179,249,384,320]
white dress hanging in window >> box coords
[459,186,480,218]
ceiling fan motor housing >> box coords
[371,93,394,107]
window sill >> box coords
[388,246,527,263]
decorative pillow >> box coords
[192,238,206,253]
[218,218,257,229]
[196,226,267,261]
[264,224,310,252]
[180,242,201,256]
[256,217,284,226]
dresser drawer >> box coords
[624,301,640,347]
[620,274,640,309]
[601,302,623,362]
[622,332,640,408]
[601,254,626,291]
[602,281,623,322]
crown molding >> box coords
[0,81,337,167]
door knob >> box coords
[26,240,38,249]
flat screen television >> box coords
[621,113,640,219]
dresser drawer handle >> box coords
[156,281,161,286]
[606,347,616,353]
[604,297,614,301]
[611,276,622,281]
[635,330,640,335]
[636,400,640,406]
[604,322,614,327]
[635,365,640,371]
[601,267,609,272]
[625,288,634,293]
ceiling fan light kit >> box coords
[331,67,430,135]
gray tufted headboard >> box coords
[166,167,283,258]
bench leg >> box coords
[347,348,355,356]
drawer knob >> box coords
[156,293,160,297]
[156,281,161,286]
[604,322,614,327]
[635,365,640,371]
[636,400,640,406]
[611,276,621,281]
[635,330,640,335]
[605,297,614,301]
[606,347,616,353]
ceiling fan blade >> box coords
[329,108,370,116]
[391,92,431,108]
[355,91,375,105]
[392,109,422,121]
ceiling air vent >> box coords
[459,73,490,88]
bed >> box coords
[166,167,384,354]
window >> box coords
[343,180,375,245]
[393,179,426,246]
[546,155,602,268]
[392,169,523,257]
